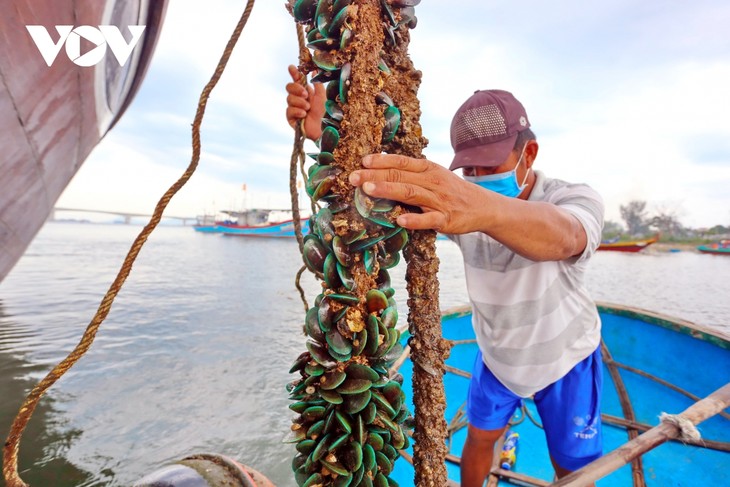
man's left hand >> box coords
[349,154,492,234]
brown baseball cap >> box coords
[449,89,531,170]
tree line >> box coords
[602,200,729,242]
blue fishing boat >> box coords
[697,240,730,255]
[193,209,310,237]
[220,218,311,238]
[391,302,730,486]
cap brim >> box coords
[449,133,518,171]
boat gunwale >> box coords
[595,300,730,349]
[435,302,730,350]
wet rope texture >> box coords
[2,1,256,485]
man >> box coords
[286,66,605,486]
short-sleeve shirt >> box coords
[448,170,605,397]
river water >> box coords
[1,223,728,486]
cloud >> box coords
[58,1,730,229]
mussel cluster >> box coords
[287,1,421,486]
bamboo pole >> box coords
[602,414,730,452]
[550,382,730,487]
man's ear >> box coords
[524,140,539,168]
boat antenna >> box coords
[285,1,451,486]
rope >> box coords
[288,22,313,313]
[295,265,309,313]
[2,2,256,485]
[659,413,701,443]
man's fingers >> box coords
[350,167,424,188]
[288,64,304,83]
[360,180,437,210]
[287,108,308,127]
[287,93,310,110]
[312,82,325,98]
[286,82,308,98]
[362,153,430,173]
[396,211,446,231]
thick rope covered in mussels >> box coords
[286,1,445,485]
[380,15,450,486]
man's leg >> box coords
[534,345,603,483]
[465,350,521,487]
[461,424,506,487]
[550,457,578,481]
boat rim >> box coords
[437,301,730,348]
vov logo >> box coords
[26,25,146,67]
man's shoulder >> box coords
[532,171,601,203]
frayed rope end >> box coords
[659,412,701,442]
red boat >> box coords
[0,0,168,283]
[598,235,658,252]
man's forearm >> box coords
[474,195,587,262]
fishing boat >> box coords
[597,235,658,252]
[391,302,730,486]
[192,214,238,233]
[0,0,168,283]
[193,209,311,237]
[697,240,730,255]
[220,219,311,238]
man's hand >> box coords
[348,154,496,235]
[285,65,326,141]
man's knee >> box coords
[465,424,506,447]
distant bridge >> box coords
[52,207,198,225]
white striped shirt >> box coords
[449,171,605,397]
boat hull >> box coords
[218,219,311,238]
[698,248,730,255]
[391,303,730,486]
[697,244,730,255]
[598,236,658,252]
[0,0,167,282]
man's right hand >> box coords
[285,65,326,141]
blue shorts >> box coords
[466,346,603,471]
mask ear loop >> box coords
[516,143,531,189]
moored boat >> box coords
[0,0,168,283]
[192,214,239,233]
[391,302,730,486]
[598,235,658,252]
[220,219,311,238]
[193,209,311,237]
[697,240,730,255]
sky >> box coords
[57,0,730,229]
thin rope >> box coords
[2,2,256,485]
[295,265,309,313]
[289,23,311,313]
[291,20,316,216]
[288,22,306,255]
[521,403,543,429]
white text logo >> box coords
[26,25,146,67]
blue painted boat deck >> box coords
[391,307,730,486]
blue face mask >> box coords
[463,144,530,198]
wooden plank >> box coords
[550,383,730,487]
